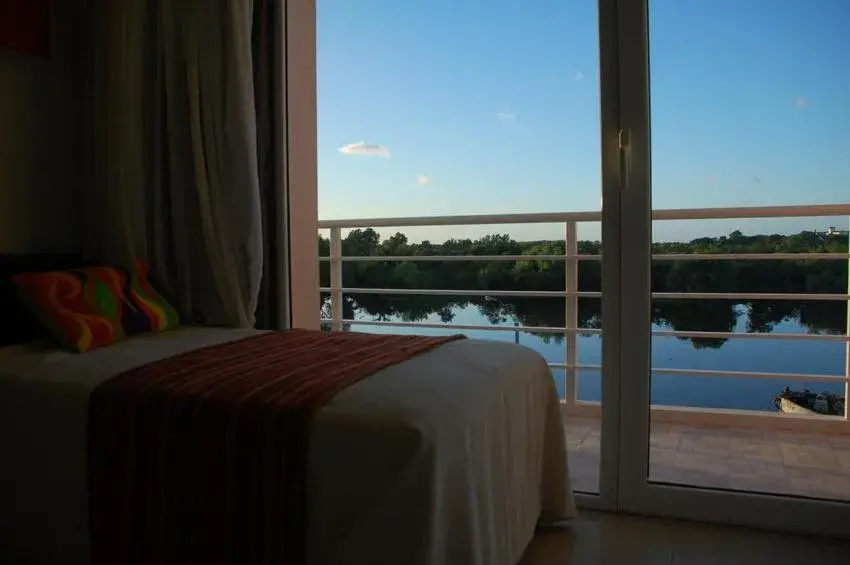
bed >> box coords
[0,254,576,565]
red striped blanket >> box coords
[87,329,464,565]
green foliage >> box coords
[319,229,848,347]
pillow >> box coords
[0,253,86,347]
[9,259,180,353]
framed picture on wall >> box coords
[0,0,50,59]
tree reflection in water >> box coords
[320,292,845,349]
[317,227,848,345]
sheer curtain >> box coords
[81,0,287,329]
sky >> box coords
[317,0,850,243]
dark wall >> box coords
[0,2,83,253]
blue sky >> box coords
[317,0,850,242]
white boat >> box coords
[774,387,845,416]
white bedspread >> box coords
[0,327,575,565]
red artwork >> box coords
[0,0,50,58]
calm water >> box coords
[349,304,846,412]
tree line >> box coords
[319,228,848,348]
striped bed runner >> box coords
[87,329,464,565]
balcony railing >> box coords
[318,204,850,427]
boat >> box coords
[773,386,845,416]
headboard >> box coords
[0,253,84,346]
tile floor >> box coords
[566,415,850,500]
[519,510,850,565]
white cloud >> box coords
[338,141,390,158]
[795,96,809,109]
[496,111,516,121]
[417,174,430,185]
[574,71,585,82]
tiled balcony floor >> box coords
[566,415,850,501]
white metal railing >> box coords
[318,204,850,420]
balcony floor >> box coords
[565,415,850,501]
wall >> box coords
[286,0,320,329]
[0,2,81,254]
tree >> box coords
[321,227,848,347]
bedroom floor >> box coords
[519,510,850,565]
[565,415,850,501]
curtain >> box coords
[81,0,287,329]
[253,0,291,330]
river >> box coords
[346,301,846,412]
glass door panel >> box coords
[617,0,850,536]
[317,0,624,504]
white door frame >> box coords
[572,0,627,512]
[615,0,850,538]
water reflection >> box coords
[320,293,846,348]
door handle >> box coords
[618,128,632,191]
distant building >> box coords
[825,226,849,236]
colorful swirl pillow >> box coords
[10,260,180,353]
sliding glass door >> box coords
[314,0,850,531]
[316,0,622,507]
[614,0,850,536]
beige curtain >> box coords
[81,0,266,328]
